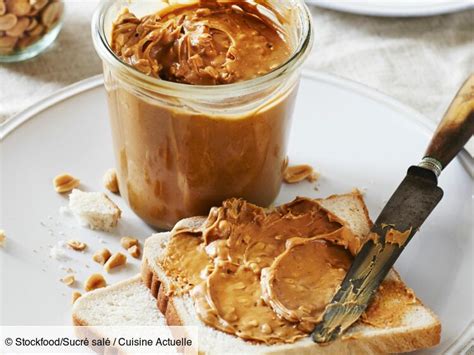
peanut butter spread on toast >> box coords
[161,197,368,344]
[111,1,291,85]
[260,237,353,326]
[159,197,421,343]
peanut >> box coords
[0,229,6,247]
[120,236,138,250]
[84,273,106,292]
[41,1,62,28]
[0,14,17,31]
[27,22,43,36]
[283,164,319,184]
[104,252,127,272]
[25,17,37,31]
[92,248,112,265]
[61,274,75,286]
[53,173,80,193]
[128,245,140,259]
[31,0,49,11]
[67,240,87,251]
[6,0,31,16]
[103,168,120,194]
[260,323,272,335]
[0,34,17,51]
[71,291,82,304]
[6,17,29,37]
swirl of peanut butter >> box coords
[162,197,364,344]
[260,235,354,326]
[111,1,291,85]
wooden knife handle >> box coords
[425,75,474,170]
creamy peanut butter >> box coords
[161,197,365,344]
[106,0,300,229]
[385,227,412,247]
[261,236,353,326]
[111,1,290,85]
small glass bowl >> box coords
[0,0,64,63]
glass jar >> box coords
[92,0,313,230]
[0,0,64,63]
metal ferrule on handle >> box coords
[419,157,443,178]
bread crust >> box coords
[142,260,182,325]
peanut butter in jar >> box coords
[93,0,313,229]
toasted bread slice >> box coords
[142,192,441,354]
[72,275,166,327]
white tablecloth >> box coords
[1,1,473,152]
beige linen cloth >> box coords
[0,2,473,152]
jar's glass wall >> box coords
[104,62,301,229]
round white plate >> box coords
[306,0,473,17]
[1,72,472,353]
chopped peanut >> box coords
[67,240,87,251]
[128,245,140,259]
[104,252,127,272]
[92,248,112,265]
[61,274,75,286]
[120,236,138,250]
[84,273,106,291]
[283,164,319,184]
[53,173,80,193]
[0,230,5,247]
[72,291,82,304]
[103,168,120,194]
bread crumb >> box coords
[0,230,6,247]
[59,206,70,216]
[49,241,70,261]
[68,189,121,231]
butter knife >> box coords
[312,75,474,343]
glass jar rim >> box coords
[91,0,314,98]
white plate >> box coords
[1,72,472,354]
[306,0,473,17]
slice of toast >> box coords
[72,275,166,327]
[142,192,441,354]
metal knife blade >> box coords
[312,166,443,343]
[311,74,473,344]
